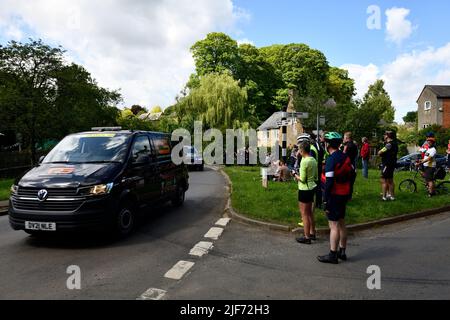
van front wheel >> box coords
[114,205,135,237]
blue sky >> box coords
[234,0,450,66]
[1,0,449,122]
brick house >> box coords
[417,85,450,130]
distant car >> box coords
[183,146,204,171]
[395,152,447,171]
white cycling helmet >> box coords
[297,133,311,144]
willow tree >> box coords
[179,72,247,131]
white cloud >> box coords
[340,63,380,100]
[341,43,450,122]
[385,7,415,45]
[237,38,254,46]
[0,0,247,108]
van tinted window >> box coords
[131,136,151,164]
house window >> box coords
[424,101,432,111]
[423,124,431,129]
[266,131,270,140]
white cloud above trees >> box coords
[342,43,450,122]
[0,0,247,109]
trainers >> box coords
[389,196,396,201]
[317,253,338,264]
[309,234,317,241]
[296,236,311,245]
[298,221,304,227]
[382,197,389,201]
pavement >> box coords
[0,168,449,299]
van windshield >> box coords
[43,133,131,164]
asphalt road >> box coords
[0,167,449,300]
[0,167,228,299]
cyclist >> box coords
[343,132,358,200]
[318,132,353,264]
[416,137,438,197]
[378,131,398,201]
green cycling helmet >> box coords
[324,132,342,141]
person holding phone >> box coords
[293,141,318,245]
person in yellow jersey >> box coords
[293,141,318,244]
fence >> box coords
[0,151,45,179]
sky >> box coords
[0,0,449,123]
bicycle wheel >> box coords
[399,179,417,193]
[436,181,450,195]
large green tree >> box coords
[362,79,395,123]
[0,40,121,163]
[190,32,240,77]
[175,72,247,132]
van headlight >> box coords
[89,183,114,195]
[10,184,18,194]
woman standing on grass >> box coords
[294,142,318,245]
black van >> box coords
[9,128,189,237]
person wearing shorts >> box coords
[416,137,437,197]
[317,132,352,264]
[293,141,318,245]
[378,131,398,201]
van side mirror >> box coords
[38,156,45,164]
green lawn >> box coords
[0,179,14,201]
[224,166,450,228]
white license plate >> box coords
[25,221,56,231]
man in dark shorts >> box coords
[378,131,398,201]
[416,137,437,197]
[318,132,352,264]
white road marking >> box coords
[189,241,214,257]
[137,288,167,300]
[215,218,231,227]
[164,260,195,280]
[204,227,224,240]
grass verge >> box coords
[0,179,13,201]
[223,166,450,228]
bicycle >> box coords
[399,164,450,195]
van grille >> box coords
[11,197,84,212]
[18,187,78,198]
[13,187,83,212]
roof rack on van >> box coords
[91,127,123,132]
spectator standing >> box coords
[294,142,318,245]
[360,137,370,179]
[416,137,438,197]
[343,132,358,199]
[446,139,450,170]
[318,132,352,264]
[378,131,399,201]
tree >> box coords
[175,73,247,131]
[130,104,146,115]
[150,105,162,114]
[327,67,356,104]
[403,111,417,124]
[362,79,395,123]
[0,39,121,163]
[191,33,240,77]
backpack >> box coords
[334,156,355,183]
